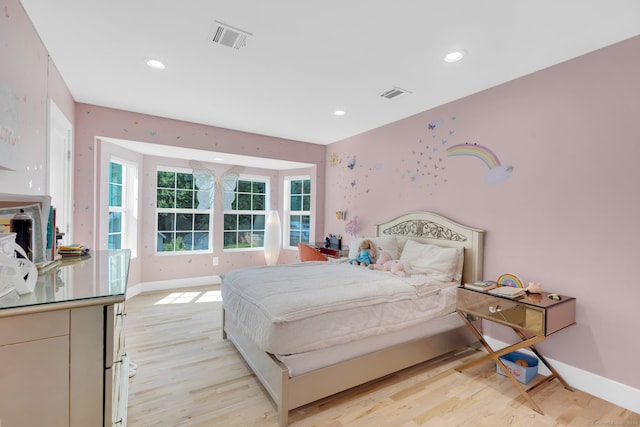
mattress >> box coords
[275,307,463,376]
[221,262,458,355]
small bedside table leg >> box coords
[496,357,545,415]
[513,329,574,392]
[455,309,547,414]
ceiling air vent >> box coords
[380,87,411,100]
[211,20,252,50]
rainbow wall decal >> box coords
[446,143,514,184]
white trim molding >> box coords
[126,275,221,299]
[484,336,640,414]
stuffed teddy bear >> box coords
[370,250,408,277]
[349,239,376,266]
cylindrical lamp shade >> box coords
[264,210,282,265]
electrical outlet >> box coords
[212,257,219,266]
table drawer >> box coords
[457,288,545,336]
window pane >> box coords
[236,193,251,210]
[157,189,174,208]
[194,214,209,231]
[290,195,302,211]
[253,231,264,247]
[176,213,192,231]
[302,179,310,193]
[176,189,193,209]
[238,231,252,247]
[289,215,299,230]
[237,180,251,192]
[157,171,175,188]
[290,180,302,195]
[238,214,252,230]
[194,232,209,250]
[109,212,122,233]
[224,231,237,248]
[301,215,310,228]
[110,162,123,184]
[108,234,122,250]
[176,173,193,189]
[176,232,192,251]
[224,214,237,230]
[253,214,265,230]
[109,184,122,207]
[158,231,175,252]
[252,181,266,194]
[157,213,174,231]
[289,232,301,246]
[302,195,310,211]
[252,194,265,211]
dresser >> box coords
[0,250,130,427]
[455,286,576,414]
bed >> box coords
[221,211,484,426]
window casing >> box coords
[285,176,311,247]
[223,175,269,250]
[109,159,138,256]
[156,168,212,254]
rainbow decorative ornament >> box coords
[497,273,524,288]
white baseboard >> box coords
[126,275,221,299]
[484,336,640,414]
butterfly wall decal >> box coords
[347,156,356,170]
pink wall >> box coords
[325,36,640,390]
[0,0,74,194]
[73,104,326,282]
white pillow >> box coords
[399,240,461,281]
[348,235,399,260]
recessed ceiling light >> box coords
[444,50,466,63]
[146,59,166,70]
[334,110,346,116]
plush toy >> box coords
[369,250,408,277]
[349,239,376,266]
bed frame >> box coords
[222,211,484,426]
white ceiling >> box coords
[20,0,640,146]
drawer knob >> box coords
[489,304,502,313]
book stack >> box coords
[58,243,89,258]
[488,286,526,299]
[464,280,498,292]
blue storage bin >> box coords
[496,351,539,384]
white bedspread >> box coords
[222,262,458,355]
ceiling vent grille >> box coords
[211,20,252,50]
[380,87,411,100]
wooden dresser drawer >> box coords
[0,310,69,346]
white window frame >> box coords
[109,158,138,257]
[284,175,312,248]
[223,174,270,252]
[155,166,213,255]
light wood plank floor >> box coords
[125,286,639,426]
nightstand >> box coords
[455,287,576,414]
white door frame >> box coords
[47,98,73,245]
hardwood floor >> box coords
[125,286,639,426]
